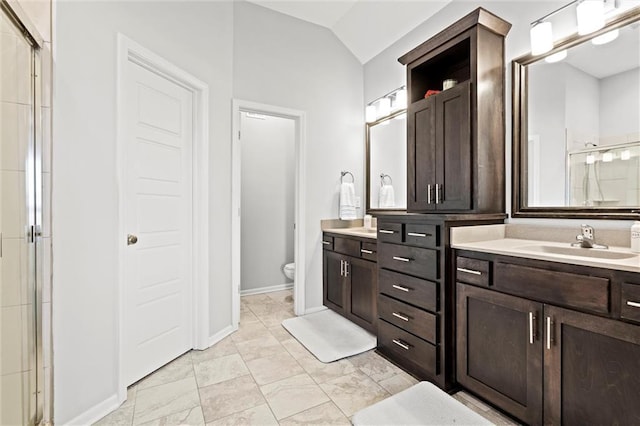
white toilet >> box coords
[283,263,295,280]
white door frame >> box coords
[231,100,306,324]
[116,34,210,403]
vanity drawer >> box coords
[379,243,439,281]
[621,283,640,324]
[379,269,438,312]
[322,235,334,250]
[378,223,403,244]
[456,256,490,287]
[360,241,377,261]
[378,294,438,344]
[334,237,360,257]
[378,320,438,376]
[405,224,438,248]
[494,262,610,314]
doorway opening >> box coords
[231,100,306,326]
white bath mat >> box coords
[352,381,493,425]
[281,309,376,363]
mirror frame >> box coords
[512,7,640,219]
[365,108,407,213]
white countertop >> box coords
[451,233,640,274]
[323,227,377,240]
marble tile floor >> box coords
[94,289,518,425]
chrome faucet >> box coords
[572,224,608,249]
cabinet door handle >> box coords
[322,241,331,245]
[529,312,536,344]
[392,284,410,292]
[456,267,482,276]
[435,184,440,204]
[344,261,349,277]
[392,312,410,322]
[393,256,411,262]
[379,229,395,234]
[427,184,432,204]
[546,316,554,350]
[340,260,344,277]
[360,249,373,254]
[407,232,429,238]
[627,301,640,308]
[392,339,410,350]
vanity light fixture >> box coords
[586,153,596,164]
[592,28,619,44]
[545,49,568,63]
[577,0,605,35]
[531,21,554,55]
[602,152,614,162]
[621,150,631,160]
[365,85,407,123]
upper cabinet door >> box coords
[436,81,471,211]
[408,97,436,211]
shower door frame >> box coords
[0,1,46,425]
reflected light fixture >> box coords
[577,0,605,35]
[621,150,631,160]
[592,28,619,45]
[602,152,614,162]
[545,49,568,63]
[586,154,596,164]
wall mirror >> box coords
[513,7,640,219]
[366,109,407,212]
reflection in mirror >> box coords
[513,7,640,218]
[367,110,407,211]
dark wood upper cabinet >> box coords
[399,8,511,214]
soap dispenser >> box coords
[632,221,640,253]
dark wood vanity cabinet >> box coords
[456,252,640,425]
[399,8,511,214]
[375,214,505,391]
[322,233,377,333]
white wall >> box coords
[53,2,233,423]
[233,1,364,311]
[240,112,295,291]
[363,0,633,229]
[601,67,640,141]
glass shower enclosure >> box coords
[1,2,44,425]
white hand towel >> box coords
[379,184,395,208]
[339,182,357,220]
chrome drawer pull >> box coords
[392,312,410,322]
[392,284,410,292]
[392,339,410,350]
[456,267,481,276]
[546,317,553,350]
[361,249,373,254]
[322,241,331,245]
[529,312,536,344]
[379,229,395,234]
[407,232,429,237]
[427,184,432,204]
[627,301,640,308]
[393,256,411,262]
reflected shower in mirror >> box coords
[513,6,640,218]
[366,110,407,211]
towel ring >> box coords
[380,173,393,186]
[341,171,354,183]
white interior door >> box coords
[123,60,193,385]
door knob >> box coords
[127,234,138,245]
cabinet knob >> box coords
[127,234,138,245]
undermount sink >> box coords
[517,244,638,260]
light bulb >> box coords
[530,21,553,55]
[586,154,596,164]
[592,29,619,45]
[394,88,407,110]
[621,150,631,160]
[378,97,391,117]
[365,105,377,123]
[602,152,613,162]
[577,0,605,35]
[545,50,567,63]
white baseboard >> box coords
[207,325,236,348]
[62,393,120,426]
[303,306,328,315]
[240,283,293,296]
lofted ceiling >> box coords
[245,0,453,64]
